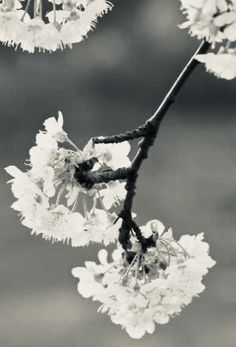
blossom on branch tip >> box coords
[72,220,215,338]
[179,0,236,79]
[179,0,230,43]
[0,0,113,53]
[5,111,129,245]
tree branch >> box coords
[74,166,131,189]
[74,41,210,251]
[118,40,210,250]
[92,124,148,144]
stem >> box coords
[52,0,57,23]
[92,124,147,144]
[118,40,210,250]
[73,41,210,251]
[88,168,131,184]
[82,195,88,218]
[39,0,42,19]
[21,0,32,21]
[34,0,39,17]
[148,40,210,127]
[74,167,131,189]
[71,191,79,213]
[67,138,82,154]
[56,184,65,205]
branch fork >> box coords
[75,41,210,253]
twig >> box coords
[74,41,210,251]
[92,124,148,144]
[74,166,131,189]
[118,40,210,250]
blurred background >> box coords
[1,0,236,346]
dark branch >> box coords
[119,40,210,251]
[92,41,210,147]
[75,41,210,252]
[148,40,210,127]
[92,124,148,144]
[74,166,131,189]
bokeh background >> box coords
[1,0,236,346]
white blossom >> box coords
[179,0,230,43]
[43,111,68,142]
[179,0,236,79]
[72,220,215,338]
[0,0,113,53]
[196,51,236,80]
[71,208,120,246]
[99,181,127,210]
[32,204,85,243]
[141,218,166,238]
[5,111,128,245]
[93,140,131,169]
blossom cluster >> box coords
[5,112,216,338]
[179,0,236,79]
[72,219,216,338]
[0,0,112,53]
[5,111,129,245]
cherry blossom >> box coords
[179,0,236,80]
[3,1,225,335]
[99,181,127,210]
[91,140,131,169]
[0,0,113,53]
[179,0,229,43]
[196,50,236,80]
[72,220,216,338]
[5,111,129,245]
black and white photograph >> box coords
[1,1,236,346]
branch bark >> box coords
[74,41,210,251]
[118,40,210,251]
[74,166,131,189]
